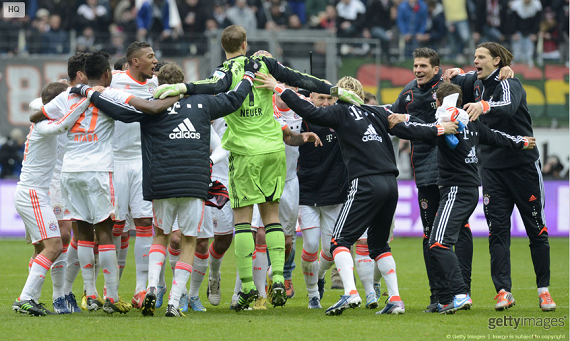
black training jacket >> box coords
[278,88,445,181]
[474,68,539,169]
[298,121,348,207]
[89,79,252,201]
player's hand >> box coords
[464,102,484,121]
[92,85,105,93]
[331,86,364,106]
[498,66,514,80]
[387,113,407,129]
[441,121,459,135]
[523,136,536,149]
[154,83,188,99]
[70,84,93,97]
[255,72,279,91]
[244,58,261,81]
[443,68,462,82]
[302,132,323,147]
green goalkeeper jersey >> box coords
[186,55,332,155]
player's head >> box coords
[310,80,336,107]
[474,42,513,79]
[336,76,364,101]
[157,63,185,85]
[41,82,68,105]
[364,91,377,105]
[114,56,128,71]
[126,41,157,79]
[85,51,112,86]
[435,83,463,108]
[412,47,440,86]
[221,25,247,55]
[154,60,171,76]
[68,52,89,85]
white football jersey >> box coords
[211,118,229,180]
[110,70,158,163]
[273,95,302,181]
[19,99,91,190]
[55,88,133,172]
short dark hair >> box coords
[412,47,440,67]
[364,91,377,104]
[41,82,68,105]
[85,51,111,80]
[158,63,185,85]
[476,42,513,68]
[68,52,89,81]
[126,41,152,64]
[221,25,247,53]
[436,83,463,107]
[114,56,128,71]
[155,60,171,74]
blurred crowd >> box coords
[0,0,567,63]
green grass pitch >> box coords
[0,237,568,340]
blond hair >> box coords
[336,76,364,100]
[157,63,185,85]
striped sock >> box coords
[355,244,374,297]
[234,223,255,292]
[118,233,130,279]
[318,249,335,279]
[135,225,153,293]
[20,254,52,301]
[265,223,285,284]
[333,246,357,296]
[208,242,225,276]
[253,245,268,298]
[77,241,97,297]
[99,244,119,301]
[51,244,67,300]
[169,262,192,309]
[147,244,166,289]
[64,239,80,294]
[375,252,399,298]
[188,251,209,297]
[301,248,319,298]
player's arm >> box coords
[154,67,233,99]
[127,96,179,115]
[464,79,522,121]
[475,120,534,150]
[385,110,457,140]
[282,127,322,147]
[444,66,514,82]
[255,72,344,129]
[34,97,92,135]
[89,91,146,123]
[30,91,69,123]
[209,125,228,165]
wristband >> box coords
[480,100,490,114]
[274,84,286,95]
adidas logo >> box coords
[465,146,478,164]
[529,195,537,202]
[242,196,248,201]
[387,269,396,275]
[362,124,382,142]
[156,262,163,266]
[103,269,111,274]
[83,264,93,269]
[124,85,131,89]
[169,118,201,139]
[405,94,411,102]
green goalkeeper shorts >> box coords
[227,151,286,209]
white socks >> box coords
[51,246,67,300]
[169,262,192,309]
[147,244,166,289]
[375,252,400,298]
[188,251,209,297]
[333,246,357,296]
[134,226,153,293]
[77,241,97,297]
[355,245,374,297]
[20,254,52,300]
[64,239,80,294]
[253,246,268,298]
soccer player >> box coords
[13,82,91,316]
[255,72,458,316]
[80,59,259,316]
[109,41,159,309]
[460,42,555,312]
[153,25,361,311]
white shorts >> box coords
[49,176,70,221]
[114,162,153,221]
[15,186,60,244]
[61,171,116,224]
[298,204,342,236]
[251,178,299,236]
[153,197,205,236]
[173,204,234,238]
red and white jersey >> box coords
[211,118,229,180]
[55,88,133,172]
[273,95,302,181]
[110,70,158,163]
[19,99,91,190]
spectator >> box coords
[362,0,396,62]
[288,14,303,29]
[77,27,97,52]
[510,0,542,66]
[211,2,233,29]
[42,14,70,54]
[115,1,138,43]
[542,155,564,180]
[76,0,110,33]
[336,0,366,38]
[539,8,562,61]
[473,0,510,44]
[226,0,258,32]
[553,0,569,65]
[267,2,292,30]
[0,17,20,55]
[416,0,446,51]
[104,30,127,57]
[38,0,75,31]
[306,0,329,24]
[289,0,307,25]
[137,0,171,49]
[442,0,470,63]
[396,0,428,58]
[27,8,50,54]
[178,0,207,34]
[0,128,24,179]
[316,5,337,31]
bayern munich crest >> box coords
[213,217,218,228]
[420,200,428,210]
[53,205,62,215]
[49,222,58,231]
[484,196,490,205]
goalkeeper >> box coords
[154,25,361,311]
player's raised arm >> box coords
[383,109,457,140]
[35,97,91,135]
[153,66,233,99]
[475,120,534,150]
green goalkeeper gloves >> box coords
[153,83,188,100]
[330,86,364,106]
